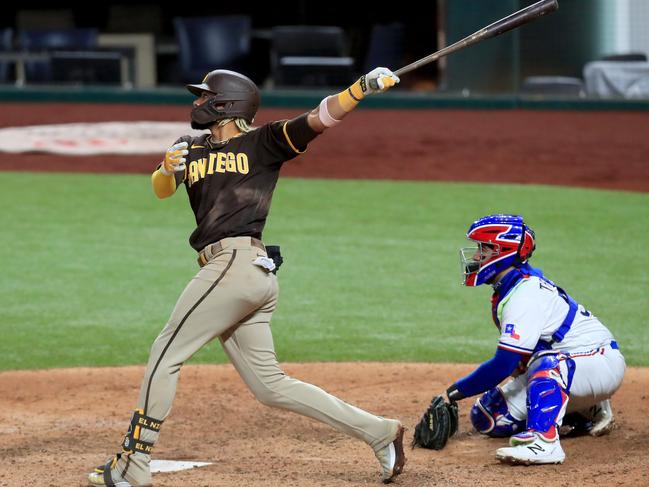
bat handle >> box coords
[394,65,415,77]
[394,67,406,77]
[394,52,444,77]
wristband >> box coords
[159,162,172,176]
[446,384,466,402]
[318,97,341,128]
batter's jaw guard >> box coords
[470,387,525,437]
[188,69,260,128]
[460,214,536,286]
[122,409,164,456]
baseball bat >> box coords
[393,0,559,77]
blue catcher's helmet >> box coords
[460,214,536,286]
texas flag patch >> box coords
[504,323,521,340]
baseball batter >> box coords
[88,68,406,486]
[439,214,625,464]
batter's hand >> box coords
[363,67,400,95]
[161,141,188,175]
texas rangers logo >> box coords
[504,323,520,340]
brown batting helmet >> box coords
[187,70,260,126]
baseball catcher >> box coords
[414,214,625,464]
[87,67,407,487]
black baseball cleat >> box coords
[88,452,152,487]
[375,425,406,483]
[88,455,133,487]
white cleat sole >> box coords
[88,472,132,487]
[590,418,615,437]
[496,450,565,465]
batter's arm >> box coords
[307,67,400,133]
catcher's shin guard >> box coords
[470,387,525,437]
[525,353,573,438]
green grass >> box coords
[1,172,647,369]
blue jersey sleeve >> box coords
[454,348,523,398]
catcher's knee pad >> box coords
[470,387,525,437]
[526,352,574,436]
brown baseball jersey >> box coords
[169,117,310,251]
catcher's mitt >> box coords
[411,395,459,450]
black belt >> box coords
[198,237,265,267]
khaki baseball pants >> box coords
[118,237,397,484]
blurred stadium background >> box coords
[0,0,649,97]
[0,0,648,371]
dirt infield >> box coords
[1,102,647,486]
[0,363,646,487]
[0,102,648,192]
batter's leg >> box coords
[91,243,276,486]
[220,317,404,480]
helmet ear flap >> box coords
[518,226,536,261]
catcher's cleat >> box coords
[496,432,565,465]
[88,455,133,487]
[508,430,537,447]
[587,399,615,437]
[376,425,406,483]
[560,399,615,438]
[509,427,558,447]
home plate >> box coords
[150,460,213,473]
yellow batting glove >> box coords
[161,141,188,176]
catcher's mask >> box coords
[460,214,536,287]
[188,70,260,129]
